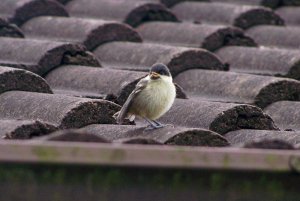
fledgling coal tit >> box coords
[115,63,176,129]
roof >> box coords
[0,0,300,173]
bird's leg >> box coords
[144,118,163,129]
[153,120,174,128]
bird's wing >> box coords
[116,77,148,124]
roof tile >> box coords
[265,101,300,131]
[81,124,229,146]
[0,17,24,38]
[159,98,278,134]
[0,37,100,76]
[246,25,300,49]
[21,16,142,50]
[225,129,300,146]
[65,0,178,27]
[216,46,300,79]
[0,120,56,139]
[45,65,186,105]
[172,2,284,29]
[0,0,69,26]
[276,6,300,25]
[243,139,295,150]
[174,69,300,108]
[0,91,120,129]
[0,66,52,94]
[137,22,256,51]
[210,0,281,9]
[93,41,227,76]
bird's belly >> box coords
[130,82,176,120]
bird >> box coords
[115,63,176,129]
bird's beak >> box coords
[150,72,160,79]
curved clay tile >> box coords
[93,42,227,76]
[0,91,120,129]
[66,0,178,27]
[0,120,57,139]
[172,2,284,29]
[246,25,300,49]
[243,139,295,150]
[0,0,69,26]
[175,69,300,108]
[45,65,186,105]
[265,101,300,131]
[0,66,53,94]
[0,17,24,38]
[210,0,281,9]
[225,129,300,146]
[22,16,142,50]
[159,98,278,134]
[137,22,256,51]
[81,124,229,146]
[276,7,300,26]
[33,129,110,143]
[216,46,300,80]
[0,37,100,76]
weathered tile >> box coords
[265,101,300,131]
[175,69,300,108]
[45,65,186,105]
[137,22,256,51]
[210,0,281,8]
[0,91,120,129]
[81,124,229,146]
[33,129,110,143]
[216,46,300,79]
[172,2,284,29]
[113,137,162,145]
[242,139,295,150]
[246,25,300,49]
[0,37,100,76]
[0,120,57,139]
[0,17,24,38]
[225,129,300,146]
[93,42,227,76]
[159,98,278,135]
[65,0,178,27]
[276,7,300,26]
[21,16,142,50]
[0,66,52,94]
[0,0,68,26]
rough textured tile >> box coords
[137,22,256,51]
[175,69,300,108]
[0,37,100,76]
[0,120,57,139]
[0,66,52,94]
[280,0,300,6]
[94,42,227,76]
[66,0,178,27]
[54,0,72,4]
[276,7,300,26]
[81,124,229,146]
[159,98,278,135]
[113,137,162,145]
[21,16,142,51]
[172,2,284,29]
[0,17,24,38]
[265,101,300,131]
[243,139,295,150]
[216,46,300,79]
[45,65,186,105]
[0,0,69,26]
[225,129,300,146]
[210,0,281,8]
[33,129,110,143]
[246,25,300,49]
[0,91,120,129]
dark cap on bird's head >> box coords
[150,63,171,77]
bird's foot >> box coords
[144,118,164,130]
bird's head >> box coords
[149,63,172,81]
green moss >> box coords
[32,146,60,161]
